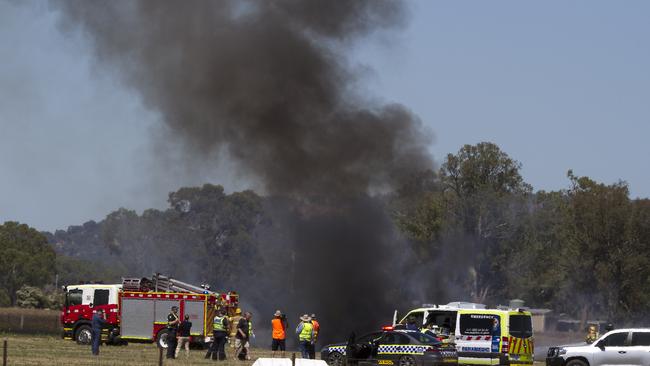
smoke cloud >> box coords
[54,0,434,342]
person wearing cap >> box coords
[296,314,314,359]
[91,309,106,356]
[271,310,287,358]
[310,314,320,359]
[229,308,243,348]
[206,309,230,360]
[166,306,181,359]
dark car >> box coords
[321,329,457,366]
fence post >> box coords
[3,339,7,366]
[19,315,24,331]
[158,346,163,366]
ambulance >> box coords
[395,302,534,365]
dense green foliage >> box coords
[390,142,650,323]
[10,142,646,324]
[15,285,63,309]
[47,184,264,292]
[0,222,56,306]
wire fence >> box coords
[0,308,60,335]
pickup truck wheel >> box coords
[75,325,93,345]
[566,359,588,366]
[157,329,170,348]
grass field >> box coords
[0,333,548,366]
[0,333,281,366]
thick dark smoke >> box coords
[54,0,433,342]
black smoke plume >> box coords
[54,0,433,342]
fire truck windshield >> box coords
[67,289,83,306]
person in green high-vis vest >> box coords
[206,309,230,360]
[295,314,314,359]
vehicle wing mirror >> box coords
[89,303,94,308]
[595,340,605,350]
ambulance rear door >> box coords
[506,312,533,366]
[455,312,504,365]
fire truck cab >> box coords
[61,284,122,345]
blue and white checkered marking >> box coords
[328,346,347,355]
[378,345,432,355]
[327,344,434,356]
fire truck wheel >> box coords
[157,329,171,349]
[75,325,93,345]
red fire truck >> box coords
[60,274,238,347]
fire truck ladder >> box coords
[121,274,215,295]
[151,273,216,295]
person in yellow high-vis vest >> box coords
[295,314,314,359]
[206,309,230,360]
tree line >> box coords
[1,142,649,326]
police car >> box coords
[321,329,457,366]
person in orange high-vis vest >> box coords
[271,310,287,358]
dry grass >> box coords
[0,333,292,366]
[0,333,548,366]
[0,308,60,335]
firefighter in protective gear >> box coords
[229,308,243,348]
[206,309,230,360]
[585,325,599,344]
[296,314,314,359]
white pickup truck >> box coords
[546,328,650,366]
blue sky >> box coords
[1,1,648,231]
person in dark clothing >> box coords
[234,312,252,360]
[176,314,192,359]
[166,306,180,359]
[206,309,230,361]
[91,309,106,356]
[406,316,419,331]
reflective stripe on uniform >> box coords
[213,316,226,331]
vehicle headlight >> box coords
[547,347,567,357]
